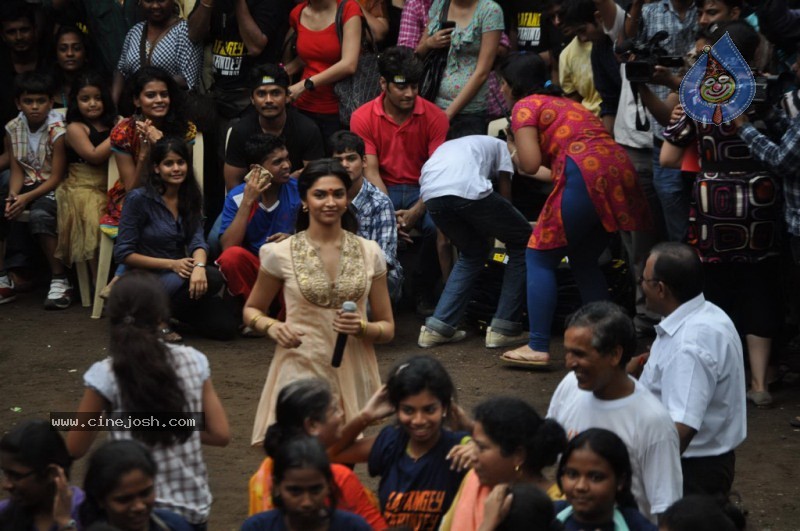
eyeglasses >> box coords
[0,468,37,483]
[638,276,661,285]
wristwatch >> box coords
[304,77,316,91]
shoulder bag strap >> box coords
[336,0,379,53]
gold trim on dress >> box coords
[291,231,367,308]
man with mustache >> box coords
[350,46,448,317]
[223,64,324,192]
[547,301,682,523]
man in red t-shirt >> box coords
[350,46,449,315]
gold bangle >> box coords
[249,313,266,330]
[358,319,367,336]
[263,317,278,332]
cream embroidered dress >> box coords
[251,231,387,446]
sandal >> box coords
[500,345,551,369]
[746,389,773,408]
[160,327,183,343]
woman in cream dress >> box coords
[244,159,395,446]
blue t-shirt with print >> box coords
[240,508,371,530]
[219,178,300,255]
[368,426,467,531]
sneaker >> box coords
[485,327,529,349]
[418,326,466,348]
[44,278,72,310]
[0,275,16,304]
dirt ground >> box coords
[1,289,799,530]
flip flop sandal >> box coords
[499,352,551,369]
[161,327,183,343]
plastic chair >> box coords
[91,133,205,319]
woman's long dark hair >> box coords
[556,428,638,510]
[263,379,333,458]
[66,71,117,129]
[148,137,203,238]
[295,159,359,234]
[499,53,564,102]
[123,66,188,136]
[106,271,191,446]
[474,397,566,477]
[79,440,157,527]
[50,26,89,99]
[0,420,72,530]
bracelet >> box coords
[357,319,367,336]
[375,322,384,342]
[250,313,266,330]
[509,149,517,159]
[194,262,206,268]
[200,0,213,7]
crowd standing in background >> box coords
[2,0,800,528]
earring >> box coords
[514,464,521,472]
[302,205,308,212]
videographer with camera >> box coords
[661,20,784,408]
[625,0,697,245]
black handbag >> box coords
[333,0,382,127]
[418,0,451,102]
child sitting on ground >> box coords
[0,72,69,308]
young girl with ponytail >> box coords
[66,271,230,528]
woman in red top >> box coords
[499,54,651,367]
[286,0,363,147]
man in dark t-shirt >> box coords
[223,64,325,191]
[188,0,292,119]
[501,0,553,54]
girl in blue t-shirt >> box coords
[554,429,656,531]
[330,355,474,531]
[241,437,371,531]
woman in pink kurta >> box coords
[498,53,650,367]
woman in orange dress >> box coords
[498,53,651,367]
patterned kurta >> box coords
[511,94,651,250]
[663,115,782,262]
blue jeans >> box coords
[386,184,440,296]
[424,192,531,337]
[527,158,610,352]
[652,142,689,242]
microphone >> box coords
[332,301,358,368]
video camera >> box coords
[617,31,684,83]
[753,72,794,104]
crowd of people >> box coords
[2,0,800,528]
